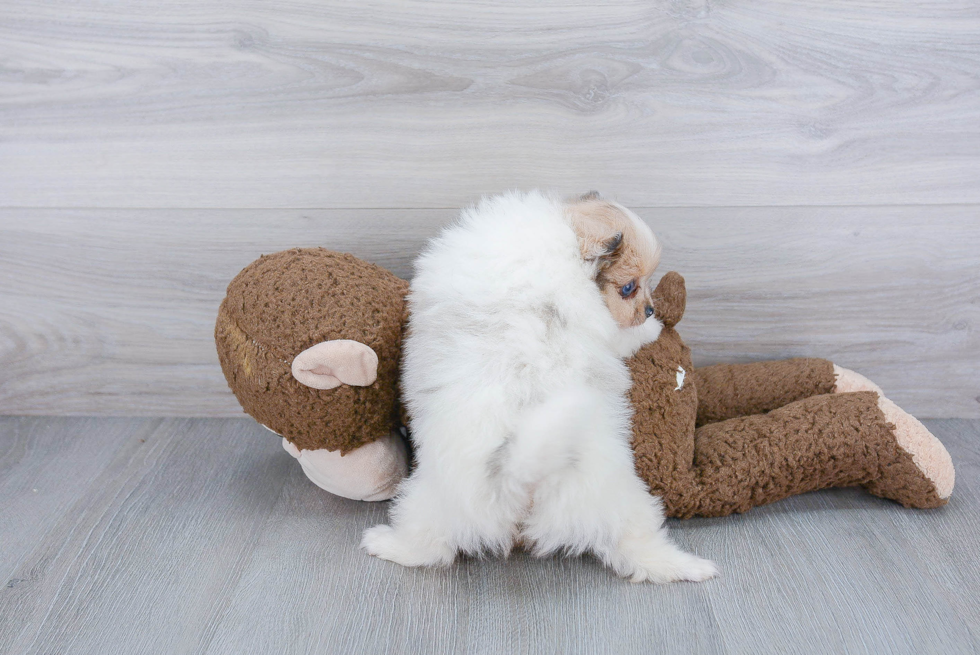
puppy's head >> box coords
[566,191,662,328]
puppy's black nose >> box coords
[645,305,654,318]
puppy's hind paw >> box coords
[669,553,720,583]
[361,524,454,568]
[628,551,719,584]
[609,535,719,584]
[361,524,405,563]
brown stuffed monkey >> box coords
[216,249,955,514]
[215,248,410,501]
[629,272,955,518]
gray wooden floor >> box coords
[1,417,977,655]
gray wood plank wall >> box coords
[1,1,978,418]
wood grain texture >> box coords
[0,417,977,654]
[1,206,977,418]
[0,417,152,583]
[0,417,293,655]
[1,0,979,208]
[693,424,980,653]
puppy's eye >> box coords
[620,279,637,298]
[645,305,654,318]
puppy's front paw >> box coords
[361,524,454,568]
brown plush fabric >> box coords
[692,359,836,428]
[629,272,701,514]
[215,248,409,453]
[629,271,947,518]
[691,392,943,517]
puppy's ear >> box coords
[581,230,622,264]
[568,202,624,278]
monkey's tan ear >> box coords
[291,340,379,389]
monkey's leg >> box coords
[692,358,839,427]
[687,391,953,518]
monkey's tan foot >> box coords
[864,395,954,507]
[833,364,883,396]
[832,367,953,504]
[281,432,408,501]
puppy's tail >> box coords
[507,385,602,486]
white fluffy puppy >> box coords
[361,190,717,583]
